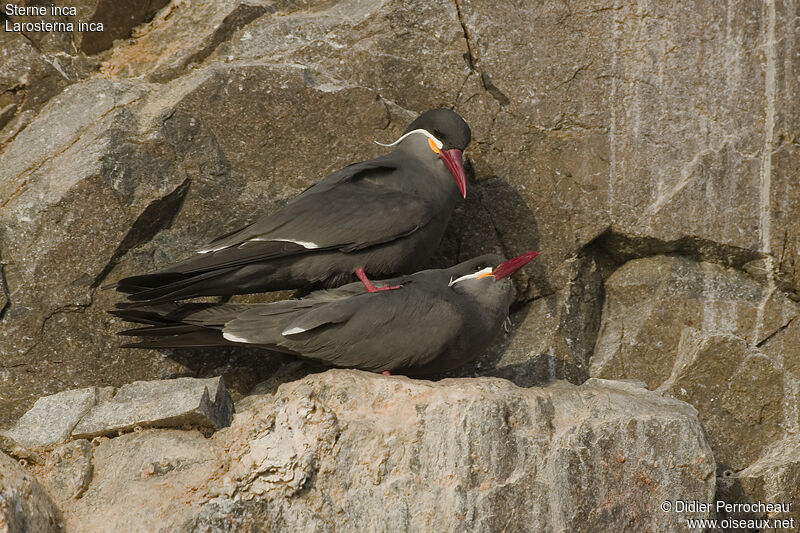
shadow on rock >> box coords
[714,465,761,530]
[437,301,587,388]
[429,166,553,301]
[160,346,326,400]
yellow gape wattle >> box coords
[428,137,441,154]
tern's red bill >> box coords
[493,251,539,280]
[439,148,467,198]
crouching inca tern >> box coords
[113,252,539,376]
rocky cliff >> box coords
[1,0,798,531]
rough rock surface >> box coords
[591,255,799,389]
[657,329,789,472]
[72,376,233,438]
[0,451,62,533]
[1,377,232,448]
[26,370,714,532]
[1,0,799,526]
[716,434,800,528]
[0,0,163,142]
[0,387,113,449]
[3,0,797,427]
[40,439,94,504]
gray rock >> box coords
[0,387,110,449]
[71,0,171,55]
[0,62,398,427]
[760,312,800,381]
[720,435,800,529]
[455,0,800,297]
[39,440,94,503]
[590,254,800,515]
[67,429,218,531]
[657,329,787,472]
[0,7,101,141]
[2,377,231,448]
[0,451,63,533]
[0,32,69,136]
[590,255,799,389]
[98,0,274,81]
[0,78,190,427]
[1,2,799,528]
[3,0,798,439]
[49,370,714,532]
[72,377,233,439]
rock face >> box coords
[1,0,799,528]
[589,256,800,523]
[717,434,800,528]
[3,0,797,426]
[17,370,715,532]
[0,0,800,416]
[658,330,787,472]
[591,256,799,388]
[0,451,62,533]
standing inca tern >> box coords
[110,109,471,303]
[113,252,539,375]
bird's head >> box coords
[447,251,539,313]
[448,252,539,288]
[377,108,471,198]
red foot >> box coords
[382,371,391,376]
[355,267,402,293]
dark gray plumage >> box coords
[111,109,471,303]
[113,252,538,376]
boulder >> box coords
[1,377,232,448]
[71,376,233,439]
[44,370,715,532]
[0,387,112,449]
[590,255,800,510]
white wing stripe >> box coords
[198,237,320,254]
[282,327,308,336]
[223,332,250,343]
[197,244,228,254]
[251,238,320,249]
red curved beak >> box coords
[439,148,467,198]
[493,251,539,280]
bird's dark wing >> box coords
[223,285,463,372]
[165,164,433,275]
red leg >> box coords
[354,267,401,293]
[381,371,391,376]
